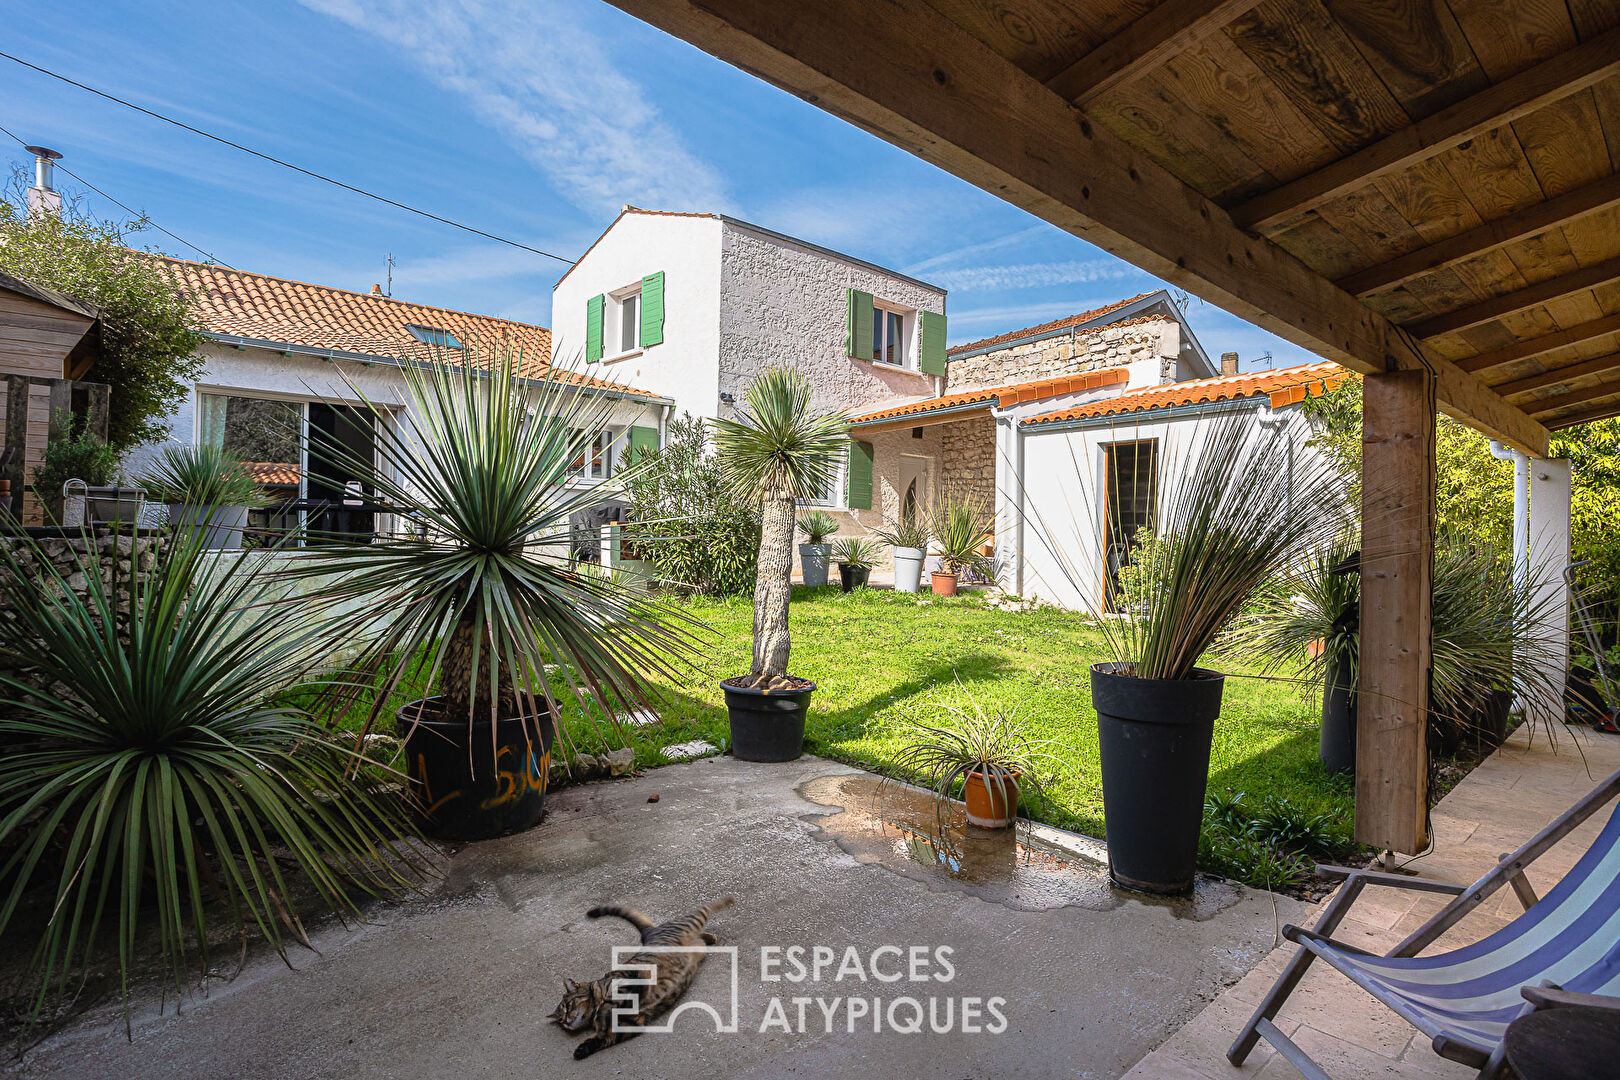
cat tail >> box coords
[697,896,736,921]
[587,904,655,932]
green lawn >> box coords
[568,586,1355,852]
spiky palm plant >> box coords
[712,368,847,686]
[0,529,418,1030]
[1230,533,1362,688]
[892,694,1064,827]
[281,347,704,747]
[795,510,840,545]
[1029,409,1353,680]
[140,442,267,508]
[930,496,994,578]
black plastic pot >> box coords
[1319,655,1356,776]
[396,696,555,840]
[722,678,815,761]
[838,564,870,592]
[1091,662,1225,895]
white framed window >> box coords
[608,286,641,357]
[798,455,844,508]
[568,428,614,481]
[872,301,910,367]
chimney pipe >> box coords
[24,146,62,220]
[1220,351,1239,376]
[370,284,383,295]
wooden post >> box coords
[83,381,110,441]
[4,376,28,513]
[1357,369,1435,854]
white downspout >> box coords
[1489,440,1530,706]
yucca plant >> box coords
[828,536,880,570]
[713,368,847,688]
[1232,534,1361,687]
[872,515,929,552]
[141,442,267,508]
[0,528,419,1030]
[279,347,705,836]
[929,496,994,579]
[795,510,840,545]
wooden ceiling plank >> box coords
[1406,256,1620,337]
[1044,0,1264,105]
[1337,168,1620,296]
[1455,312,1620,371]
[1545,398,1620,427]
[1527,376,1620,412]
[604,0,1549,454]
[1231,25,1620,231]
[1495,352,1620,395]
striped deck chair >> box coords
[1230,766,1620,1079]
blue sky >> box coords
[2,0,1312,368]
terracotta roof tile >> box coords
[242,462,300,486]
[849,367,1129,424]
[947,294,1160,355]
[149,255,653,399]
[1022,361,1346,426]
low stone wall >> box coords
[940,415,996,508]
[0,531,163,694]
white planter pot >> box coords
[168,503,251,550]
[84,486,145,525]
[799,543,832,587]
[892,546,925,593]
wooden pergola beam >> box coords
[1044,0,1262,106]
[1358,370,1434,854]
[1456,313,1620,374]
[1336,174,1620,298]
[607,0,1548,454]
[1546,398,1620,429]
[1527,378,1620,415]
[1494,353,1620,397]
[1407,257,1620,340]
[1232,26,1620,233]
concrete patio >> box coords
[10,755,1301,1080]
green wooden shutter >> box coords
[845,440,874,509]
[846,289,874,360]
[585,294,605,362]
[640,271,665,346]
[919,310,947,375]
[627,424,660,463]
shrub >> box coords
[30,421,122,521]
[1199,788,1354,889]
[0,191,206,451]
[622,413,761,596]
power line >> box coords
[0,118,229,265]
[0,51,575,266]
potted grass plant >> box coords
[894,696,1063,829]
[1032,411,1350,894]
[797,510,839,587]
[873,515,929,593]
[1229,536,1361,774]
[713,368,847,762]
[0,526,421,1030]
[928,496,993,596]
[283,348,701,840]
[143,442,268,550]
[830,536,879,592]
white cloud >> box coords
[298,0,729,216]
[901,225,1050,275]
[929,259,1137,292]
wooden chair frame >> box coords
[1229,766,1620,1079]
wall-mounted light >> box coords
[719,392,735,405]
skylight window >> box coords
[406,323,463,349]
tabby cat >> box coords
[549,896,735,1059]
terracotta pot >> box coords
[931,571,959,596]
[963,769,1020,828]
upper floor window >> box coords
[611,288,641,356]
[406,324,463,349]
[873,304,907,366]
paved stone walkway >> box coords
[1123,723,1620,1080]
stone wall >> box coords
[940,415,996,508]
[946,318,1173,391]
[0,531,162,694]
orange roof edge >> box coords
[848,365,1130,425]
[1023,361,1344,427]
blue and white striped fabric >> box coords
[1304,802,1620,1058]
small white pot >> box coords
[799,543,832,587]
[892,546,925,593]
